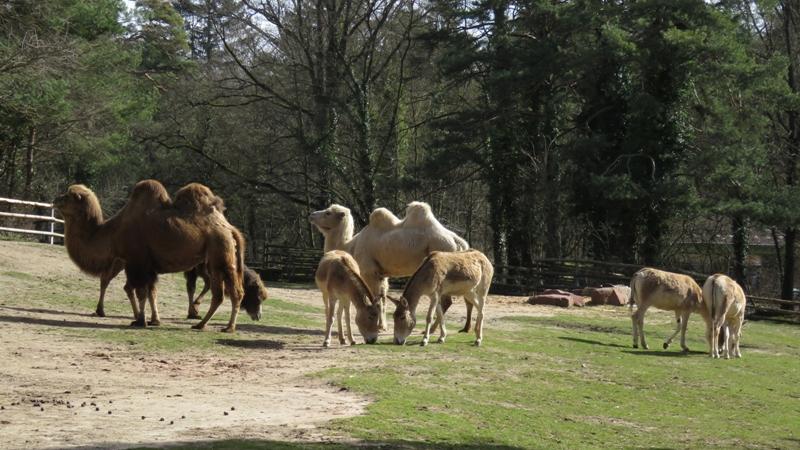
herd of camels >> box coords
[53,180,745,357]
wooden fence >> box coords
[0,197,63,244]
[251,244,800,318]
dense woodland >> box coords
[2,0,800,298]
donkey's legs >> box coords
[663,311,682,349]
[421,295,439,347]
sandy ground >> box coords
[0,240,621,449]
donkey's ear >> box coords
[386,295,400,306]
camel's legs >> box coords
[95,259,124,317]
[191,275,224,331]
[123,283,139,320]
[185,269,204,319]
[221,270,243,334]
[147,282,160,326]
[131,286,149,327]
[631,306,640,349]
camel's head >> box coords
[53,185,102,221]
[242,268,267,321]
[308,204,351,235]
[388,295,414,345]
[353,295,382,345]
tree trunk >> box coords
[23,126,35,199]
[781,226,796,301]
[731,214,747,289]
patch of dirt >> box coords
[0,241,368,449]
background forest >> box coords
[2,0,800,298]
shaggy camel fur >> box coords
[185,263,267,321]
[309,202,470,330]
[315,251,382,346]
[54,180,246,332]
[388,250,493,347]
[629,268,710,352]
[703,274,746,359]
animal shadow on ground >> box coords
[558,336,629,348]
[621,349,706,357]
[234,323,326,336]
[215,338,285,350]
[0,312,132,330]
[0,305,130,320]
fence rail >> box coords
[0,197,63,244]
[252,244,800,318]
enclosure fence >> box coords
[0,197,63,244]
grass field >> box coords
[1,240,799,449]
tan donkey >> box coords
[389,250,493,347]
[629,268,710,352]
[702,274,746,359]
[315,250,382,346]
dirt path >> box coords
[0,240,612,449]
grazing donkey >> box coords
[388,250,493,347]
[702,274,746,359]
[629,268,710,352]
[315,250,382,346]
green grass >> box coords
[2,241,799,449]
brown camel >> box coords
[54,180,247,332]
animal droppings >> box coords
[223,411,229,416]
[170,421,174,425]
[230,406,235,411]
[181,415,186,419]
[95,407,99,411]
[141,416,145,420]
[159,418,164,422]
[40,407,44,412]
[107,411,112,415]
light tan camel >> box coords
[629,268,710,352]
[309,201,470,330]
[388,250,493,347]
[315,250,382,346]
[54,180,246,332]
[702,274,746,359]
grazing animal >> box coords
[54,180,246,332]
[629,267,710,352]
[315,250,382,346]
[309,202,471,331]
[388,250,493,347]
[185,263,267,321]
[702,274,746,359]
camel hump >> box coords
[402,201,437,227]
[368,208,401,229]
[173,183,223,215]
[131,180,171,206]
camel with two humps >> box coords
[54,180,249,332]
[309,202,471,331]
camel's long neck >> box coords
[63,215,116,276]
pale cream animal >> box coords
[309,202,470,330]
[629,268,710,352]
[388,250,493,347]
[315,250,382,346]
[702,274,746,359]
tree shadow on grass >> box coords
[216,338,285,350]
[111,438,528,450]
[558,336,629,348]
[0,313,133,330]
